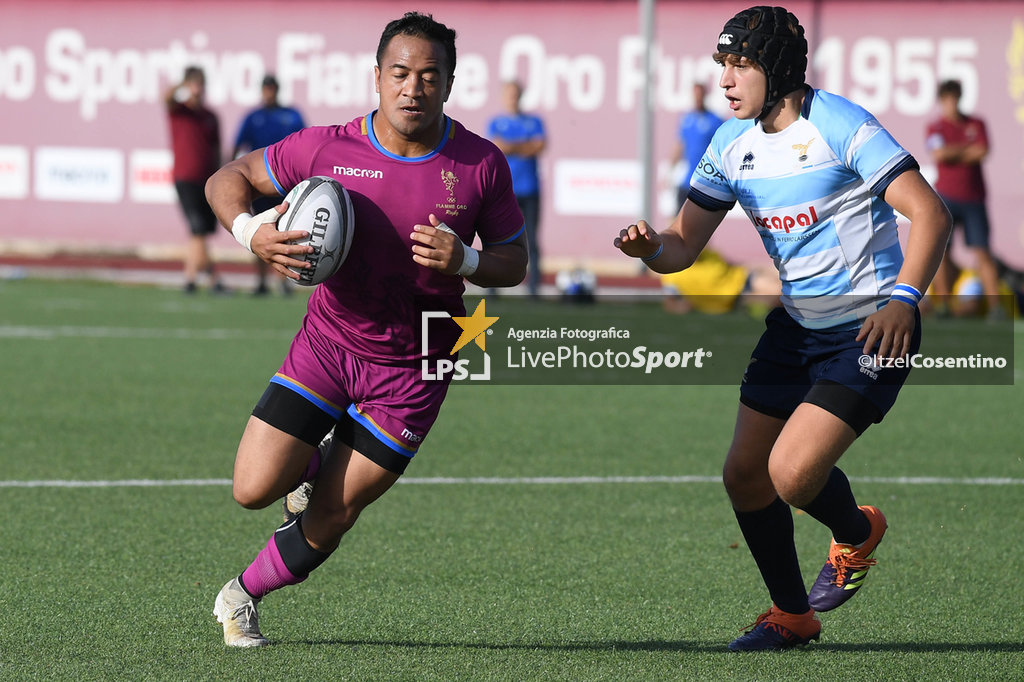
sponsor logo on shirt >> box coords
[441,169,459,199]
[739,151,755,171]
[749,204,819,233]
[792,138,815,162]
[437,168,468,218]
[696,158,727,184]
[332,165,383,179]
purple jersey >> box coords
[265,113,524,363]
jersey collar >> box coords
[364,110,452,162]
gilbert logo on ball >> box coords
[278,176,355,286]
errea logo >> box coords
[718,33,734,45]
[332,165,383,179]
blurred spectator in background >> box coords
[555,266,596,303]
[660,249,780,317]
[925,79,1001,318]
[921,257,1022,319]
[669,83,723,212]
[487,80,546,298]
[166,65,225,294]
[233,74,307,296]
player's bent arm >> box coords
[493,137,543,158]
[164,81,183,112]
[205,149,279,230]
[520,137,546,158]
[205,150,313,276]
[857,170,952,358]
[882,169,952,295]
[614,200,727,274]
[960,142,988,165]
[466,232,529,288]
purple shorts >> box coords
[253,317,451,474]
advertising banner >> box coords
[1,1,1022,271]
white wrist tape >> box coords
[231,207,281,253]
[435,221,480,277]
[458,243,480,277]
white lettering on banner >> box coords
[617,37,723,112]
[276,33,375,108]
[617,36,647,111]
[44,28,266,120]
[498,34,604,111]
[813,36,979,115]
[3,28,983,120]
[449,54,489,109]
[0,46,36,101]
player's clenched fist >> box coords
[614,220,662,260]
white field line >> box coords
[1,475,1022,489]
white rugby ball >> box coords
[278,176,355,286]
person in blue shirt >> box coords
[233,74,306,295]
[670,83,723,211]
[487,81,546,297]
[615,5,951,652]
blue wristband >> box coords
[641,243,664,263]
[890,292,919,307]
[891,282,923,307]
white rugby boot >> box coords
[213,578,270,648]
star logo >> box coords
[449,300,498,354]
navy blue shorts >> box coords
[940,196,991,249]
[739,307,921,435]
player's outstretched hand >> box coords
[614,220,662,260]
[411,213,463,275]
[248,202,314,280]
[856,300,917,359]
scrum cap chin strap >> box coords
[716,6,808,118]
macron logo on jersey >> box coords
[333,165,383,179]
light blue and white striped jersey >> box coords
[689,88,918,330]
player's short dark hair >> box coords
[377,12,457,77]
[937,79,962,99]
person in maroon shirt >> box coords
[166,66,226,293]
[925,79,1000,316]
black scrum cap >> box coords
[716,6,807,118]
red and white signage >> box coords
[0,146,29,199]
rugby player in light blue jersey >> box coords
[615,5,950,652]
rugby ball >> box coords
[278,176,355,286]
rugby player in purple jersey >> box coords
[205,12,526,647]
